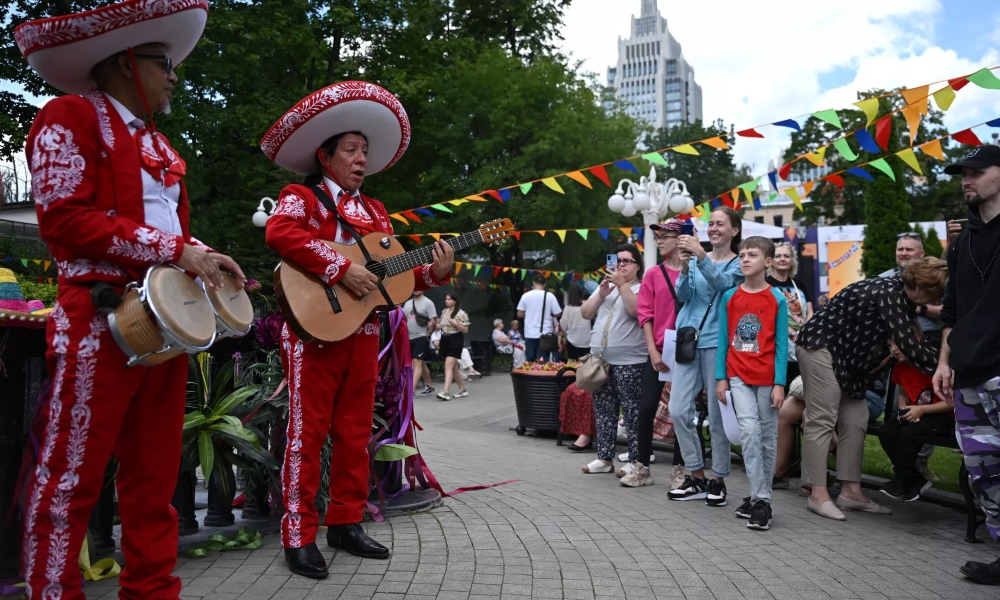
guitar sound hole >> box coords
[367,262,387,281]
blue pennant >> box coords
[854,129,882,154]
[710,198,721,208]
[845,167,874,181]
[499,188,512,202]
[613,159,638,174]
[773,119,801,132]
[635,227,644,240]
[752,196,762,211]
[415,208,436,217]
[598,228,609,240]
[768,171,778,191]
[987,118,1000,128]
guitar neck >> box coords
[383,231,483,276]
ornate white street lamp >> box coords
[252,197,277,227]
[607,165,694,270]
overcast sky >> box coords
[560,0,1000,173]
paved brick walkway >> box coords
[85,372,999,599]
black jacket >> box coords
[941,206,1000,387]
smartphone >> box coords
[898,408,910,417]
[606,254,618,272]
[680,221,695,236]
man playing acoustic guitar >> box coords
[261,81,454,579]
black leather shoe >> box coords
[284,543,328,579]
[961,558,1000,585]
[326,523,390,559]
[567,442,592,452]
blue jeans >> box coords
[865,390,886,423]
[524,337,559,363]
[730,376,777,503]
[668,347,731,478]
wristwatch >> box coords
[918,304,928,316]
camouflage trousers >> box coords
[956,376,1000,544]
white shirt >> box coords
[516,289,561,338]
[323,177,370,246]
[559,306,593,348]
[106,94,182,235]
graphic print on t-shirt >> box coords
[733,313,762,353]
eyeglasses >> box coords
[654,234,677,242]
[133,53,174,74]
[617,257,638,266]
[897,232,921,239]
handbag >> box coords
[538,291,559,353]
[575,296,618,393]
[675,257,736,364]
[409,300,431,328]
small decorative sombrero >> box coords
[0,269,48,327]
[14,0,209,96]
[260,81,410,176]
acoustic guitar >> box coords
[274,219,515,343]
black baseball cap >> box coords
[944,145,1000,174]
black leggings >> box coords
[637,358,689,467]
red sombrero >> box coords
[15,0,208,96]
[261,81,410,176]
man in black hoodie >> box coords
[935,145,1000,585]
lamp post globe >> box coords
[607,164,691,270]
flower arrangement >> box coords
[254,313,284,351]
[517,359,580,372]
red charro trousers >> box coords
[22,285,188,600]
[279,322,379,548]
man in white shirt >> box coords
[404,291,438,394]
[517,273,562,363]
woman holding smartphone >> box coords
[667,207,744,507]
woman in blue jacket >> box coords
[667,207,744,507]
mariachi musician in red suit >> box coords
[261,81,454,579]
[16,1,244,598]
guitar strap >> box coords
[310,185,397,312]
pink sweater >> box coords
[637,264,681,350]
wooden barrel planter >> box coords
[510,367,576,436]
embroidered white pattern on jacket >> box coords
[84,91,115,149]
[57,259,128,280]
[188,237,212,252]
[355,322,380,336]
[109,227,177,263]
[30,124,86,211]
[274,194,307,218]
[305,240,347,284]
[22,304,69,598]
[421,265,436,289]
[280,326,306,548]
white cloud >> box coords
[561,0,999,175]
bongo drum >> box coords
[108,265,216,367]
[204,271,253,340]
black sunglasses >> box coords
[897,232,921,239]
[132,53,174,74]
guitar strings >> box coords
[380,231,484,276]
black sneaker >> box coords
[902,476,932,502]
[705,479,727,507]
[747,501,772,530]
[961,558,1000,585]
[734,497,752,519]
[667,476,707,501]
[419,386,435,395]
[880,478,906,501]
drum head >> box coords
[145,266,216,346]
[206,272,254,333]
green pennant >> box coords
[832,138,858,161]
[20,258,28,267]
[812,109,843,129]
[868,158,896,181]
[768,192,778,206]
[520,270,528,280]
[519,182,533,195]
[576,229,589,240]
[641,152,669,167]
[429,204,453,213]
[967,68,1000,90]
[474,265,481,277]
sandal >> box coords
[582,459,613,474]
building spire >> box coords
[641,0,657,17]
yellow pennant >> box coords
[554,230,567,242]
[785,187,803,210]
[933,85,957,112]
[565,171,592,189]
[541,177,565,194]
[902,104,922,145]
[896,148,923,175]
[920,139,945,160]
[853,98,880,126]
[804,146,827,166]
[671,144,700,155]
[448,199,469,206]
[701,136,730,150]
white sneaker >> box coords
[454,389,469,398]
[618,451,655,463]
[670,465,686,490]
[582,459,614,474]
[620,464,654,487]
[436,392,451,401]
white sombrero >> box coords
[261,81,410,176]
[15,0,209,96]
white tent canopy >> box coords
[695,219,786,242]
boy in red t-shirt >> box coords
[716,237,788,530]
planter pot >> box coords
[172,470,199,536]
[204,465,236,528]
[510,367,576,435]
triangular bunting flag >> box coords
[520,270,528,280]
[875,117,892,151]
[499,188,512,201]
[429,233,442,241]
[802,181,815,197]
[619,227,632,237]
[576,229,588,240]
[519,182,533,194]
[919,139,945,160]
[701,136,730,150]
[752,196,761,211]
[853,98,880,126]
[43,260,51,271]
[967,68,1000,90]
[823,174,845,188]
[565,171,592,189]
[854,129,882,154]
[832,138,858,161]
[613,159,639,174]
[868,158,896,181]
[598,228,609,240]
[464,194,488,202]
[845,167,874,181]
[804,146,827,166]
[642,152,670,165]
[900,85,929,114]
[785,187,803,210]
[482,191,502,202]
[988,118,1000,127]
[948,76,970,92]
[768,192,778,205]
[901,104,922,145]
[812,109,843,129]
[895,148,923,175]
[933,85,957,112]
[669,145,699,156]
[768,171,778,191]
[20,259,27,267]
[407,235,421,243]
[389,213,409,225]
[772,119,801,132]
[447,199,469,206]
[736,128,764,138]
[554,230,567,242]
[952,129,983,147]
[403,210,422,223]
[589,165,611,186]
[430,204,453,213]
[541,177,565,194]
[779,162,793,180]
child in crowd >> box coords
[715,237,788,530]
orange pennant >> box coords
[901,85,929,115]
[919,139,945,161]
[902,104,922,145]
[802,181,815,197]
[701,136,730,150]
[565,171,593,189]
[389,213,409,225]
